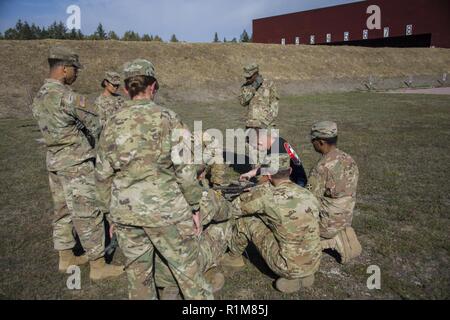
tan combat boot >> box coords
[58,249,89,272]
[89,258,124,281]
[205,268,225,293]
[220,253,245,268]
[335,227,362,264]
[161,286,182,300]
[275,275,315,293]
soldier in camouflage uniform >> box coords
[31,46,124,280]
[307,121,362,264]
[94,71,125,132]
[95,59,214,300]
[154,188,237,299]
[239,63,279,129]
[222,154,322,293]
[193,131,226,187]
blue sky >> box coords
[0,0,361,42]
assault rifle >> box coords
[213,181,256,201]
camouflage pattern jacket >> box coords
[94,94,125,130]
[32,79,95,172]
[307,148,359,232]
[239,78,279,128]
[95,99,203,228]
[234,181,322,277]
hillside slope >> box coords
[0,40,449,118]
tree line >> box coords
[0,20,253,43]
[213,30,251,43]
[0,20,167,42]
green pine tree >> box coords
[213,32,219,43]
[141,34,152,41]
[170,34,179,42]
[240,29,250,42]
[107,31,119,40]
[122,31,140,41]
[76,29,84,40]
[94,23,107,40]
[68,28,78,40]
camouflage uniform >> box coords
[32,47,104,260]
[193,131,226,186]
[94,71,125,131]
[229,154,322,279]
[95,59,213,300]
[239,63,279,128]
[155,189,236,289]
[307,122,359,239]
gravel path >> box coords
[386,87,450,95]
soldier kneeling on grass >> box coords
[221,153,322,293]
[307,121,362,264]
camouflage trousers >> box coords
[318,199,354,239]
[209,163,226,186]
[48,160,104,260]
[153,189,236,289]
[154,219,234,289]
[229,216,320,279]
[115,219,215,300]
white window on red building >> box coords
[326,33,332,43]
[384,27,390,38]
[295,37,300,45]
[310,35,315,44]
[281,38,286,45]
[406,24,413,36]
[344,32,349,41]
[363,29,369,40]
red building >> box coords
[252,0,450,48]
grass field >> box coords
[0,91,449,299]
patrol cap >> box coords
[48,46,83,69]
[104,71,121,86]
[310,121,338,140]
[122,59,156,80]
[261,153,291,175]
[243,63,259,78]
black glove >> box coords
[252,75,263,91]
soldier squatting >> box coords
[32,46,362,300]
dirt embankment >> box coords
[0,40,449,118]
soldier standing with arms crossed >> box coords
[94,71,125,132]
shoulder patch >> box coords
[283,142,301,165]
[77,95,86,108]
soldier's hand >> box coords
[239,173,250,182]
[239,168,258,182]
[193,211,203,236]
[109,223,115,238]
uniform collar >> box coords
[274,180,292,187]
[125,99,155,107]
[323,148,339,159]
[45,78,64,86]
